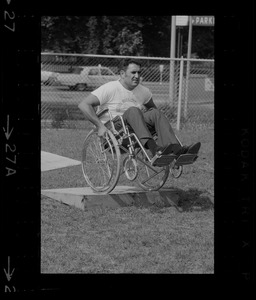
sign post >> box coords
[183,15,214,119]
[177,57,184,131]
[169,16,176,108]
[159,64,164,84]
[184,16,192,119]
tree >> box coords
[101,16,115,55]
[192,27,214,58]
[140,16,171,57]
[41,16,89,53]
[113,27,144,56]
[178,24,215,59]
[41,16,214,58]
[85,16,100,54]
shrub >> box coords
[51,108,68,128]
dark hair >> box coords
[118,58,142,73]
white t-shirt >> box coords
[91,80,152,122]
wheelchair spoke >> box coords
[140,166,166,185]
[82,130,121,193]
[136,155,158,173]
[136,149,169,191]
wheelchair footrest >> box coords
[175,153,198,166]
[152,154,177,166]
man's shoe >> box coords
[174,145,189,156]
[155,143,180,156]
[187,142,201,154]
[175,142,201,156]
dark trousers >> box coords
[118,107,179,147]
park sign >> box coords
[176,16,189,26]
[192,16,215,26]
[176,16,215,26]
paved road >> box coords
[41,81,214,121]
[41,77,214,107]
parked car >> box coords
[41,70,59,86]
[52,65,119,91]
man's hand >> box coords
[97,124,108,138]
[139,104,147,113]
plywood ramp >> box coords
[41,186,180,211]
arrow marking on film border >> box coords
[4,256,15,282]
[3,115,14,140]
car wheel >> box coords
[75,83,87,91]
[43,80,50,86]
[45,78,56,86]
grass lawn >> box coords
[41,125,214,273]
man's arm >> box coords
[78,94,108,137]
[144,98,157,110]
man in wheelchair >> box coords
[78,58,201,162]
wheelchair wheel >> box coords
[136,149,170,191]
[81,129,121,193]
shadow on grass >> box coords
[144,187,214,214]
[174,188,214,212]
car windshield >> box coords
[69,67,83,74]
[101,68,114,76]
[88,68,100,75]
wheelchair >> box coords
[81,108,198,193]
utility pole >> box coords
[184,15,192,119]
[169,16,176,108]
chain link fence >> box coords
[41,53,214,129]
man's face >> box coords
[121,63,141,90]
